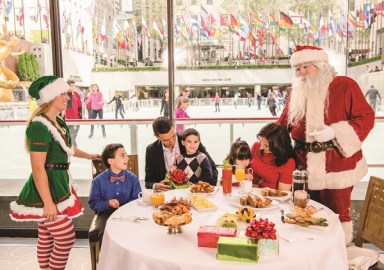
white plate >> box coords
[187,186,219,196]
[187,195,218,212]
[228,196,279,211]
[137,198,151,205]
[284,211,335,231]
[251,188,292,202]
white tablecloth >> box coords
[98,188,348,270]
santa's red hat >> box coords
[290,45,328,67]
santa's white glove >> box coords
[309,125,335,142]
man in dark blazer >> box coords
[145,117,218,190]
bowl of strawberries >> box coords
[166,169,190,189]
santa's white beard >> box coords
[288,73,330,134]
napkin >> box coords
[347,246,379,270]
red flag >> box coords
[19,6,24,26]
[220,14,228,26]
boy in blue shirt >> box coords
[89,143,142,214]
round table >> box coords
[97,188,348,270]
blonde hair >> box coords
[24,102,51,152]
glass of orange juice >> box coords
[235,166,246,182]
[150,191,165,208]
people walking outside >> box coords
[267,95,277,116]
[86,84,106,138]
[108,90,125,119]
[246,91,252,107]
[85,88,92,119]
[64,79,82,147]
[365,85,381,112]
[233,92,240,109]
[160,89,169,118]
[10,76,101,270]
[130,95,139,111]
[256,92,262,110]
[175,86,190,109]
[214,92,220,112]
[175,97,190,134]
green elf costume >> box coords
[10,76,83,222]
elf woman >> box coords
[10,76,101,270]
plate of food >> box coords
[228,194,279,211]
[188,181,218,195]
[283,206,335,231]
[252,187,292,202]
[186,195,217,212]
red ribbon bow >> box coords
[110,175,126,183]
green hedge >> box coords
[17,53,40,81]
[348,55,381,67]
[92,64,291,72]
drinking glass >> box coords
[150,190,165,208]
[222,167,232,196]
[235,166,246,182]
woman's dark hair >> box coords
[257,123,295,167]
[227,139,252,165]
[182,128,200,141]
[102,143,124,169]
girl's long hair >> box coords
[226,139,252,165]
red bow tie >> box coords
[110,175,126,183]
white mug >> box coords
[138,189,153,203]
[239,180,252,194]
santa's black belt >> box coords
[45,163,70,170]
[294,140,336,153]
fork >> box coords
[280,236,318,243]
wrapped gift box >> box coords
[169,181,190,190]
[217,237,259,262]
[197,226,237,248]
[258,237,279,256]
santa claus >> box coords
[278,45,375,245]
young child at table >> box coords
[88,143,142,229]
[226,139,253,181]
[170,128,214,185]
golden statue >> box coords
[0,25,25,102]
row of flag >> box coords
[0,0,50,29]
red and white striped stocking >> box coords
[37,217,76,270]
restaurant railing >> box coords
[1,117,383,182]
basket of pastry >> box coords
[284,206,328,227]
[239,194,272,209]
[152,197,193,234]
[189,181,215,194]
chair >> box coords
[88,154,139,270]
[355,176,384,269]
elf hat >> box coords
[28,76,69,106]
[290,45,328,67]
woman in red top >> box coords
[250,122,296,190]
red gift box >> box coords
[197,226,237,248]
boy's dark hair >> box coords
[152,117,173,136]
[257,122,295,167]
[67,79,75,85]
[102,143,124,169]
[182,128,200,141]
[227,139,251,165]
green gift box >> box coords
[216,237,259,263]
[169,180,190,190]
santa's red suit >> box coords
[279,45,375,244]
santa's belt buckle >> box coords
[309,141,324,153]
